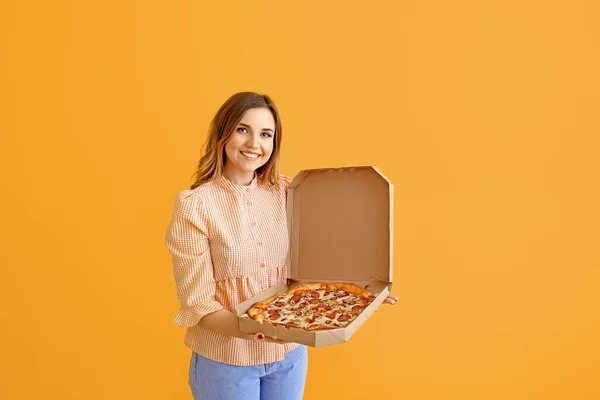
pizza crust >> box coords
[288,282,373,299]
[247,305,266,323]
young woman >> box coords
[164,92,398,400]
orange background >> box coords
[2,1,599,399]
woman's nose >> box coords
[246,134,259,148]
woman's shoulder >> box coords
[170,184,213,217]
[279,173,292,190]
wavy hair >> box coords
[190,92,283,190]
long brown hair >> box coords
[190,92,283,190]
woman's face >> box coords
[223,107,275,183]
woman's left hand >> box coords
[382,294,398,305]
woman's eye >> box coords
[237,127,247,133]
[261,132,273,138]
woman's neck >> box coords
[222,165,255,186]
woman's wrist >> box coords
[199,309,239,336]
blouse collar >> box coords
[214,173,259,194]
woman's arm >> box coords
[164,191,225,327]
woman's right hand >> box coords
[227,328,289,345]
[245,332,288,344]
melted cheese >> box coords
[263,289,364,330]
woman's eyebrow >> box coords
[239,123,274,133]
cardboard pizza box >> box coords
[235,166,393,347]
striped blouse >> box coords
[164,173,299,366]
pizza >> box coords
[247,282,376,331]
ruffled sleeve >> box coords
[164,190,224,327]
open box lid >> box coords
[286,166,393,283]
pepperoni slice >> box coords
[291,294,302,303]
[284,322,298,328]
[351,305,363,314]
[325,320,332,324]
[298,302,308,309]
[307,323,320,330]
[270,313,281,320]
[309,298,320,304]
[295,311,302,316]
[315,303,327,310]
[326,312,336,319]
[325,305,332,311]
[274,301,285,307]
[324,291,331,296]
[267,309,280,315]
[337,314,351,322]
[309,291,320,298]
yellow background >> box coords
[1,1,599,399]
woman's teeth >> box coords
[241,152,259,159]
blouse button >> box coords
[260,263,266,268]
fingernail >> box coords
[257,333,265,340]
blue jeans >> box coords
[188,345,308,400]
